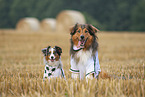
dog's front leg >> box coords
[43,70,48,81]
[43,76,46,81]
[79,71,85,80]
[86,74,94,80]
[71,73,79,79]
[79,67,85,80]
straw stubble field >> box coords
[0,30,144,97]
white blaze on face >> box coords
[49,48,56,60]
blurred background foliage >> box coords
[0,0,145,31]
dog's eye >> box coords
[78,30,80,33]
[48,52,51,55]
[53,52,57,55]
[53,51,57,55]
[85,30,88,33]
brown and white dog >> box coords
[69,23,101,80]
[42,46,65,80]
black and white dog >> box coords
[42,46,65,80]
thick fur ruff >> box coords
[70,23,101,80]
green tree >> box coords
[130,0,145,31]
[0,0,144,31]
[0,0,13,28]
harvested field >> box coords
[0,30,144,97]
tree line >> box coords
[0,0,145,31]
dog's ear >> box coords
[55,46,62,56]
[42,46,51,56]
[42,48,47,56]
[47,46,51,50]
[70,23,78,35]
[88,24,99,35]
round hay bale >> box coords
[56,10,86,33]
[40,18,56,32]
[16,17,40,32]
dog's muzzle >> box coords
[77,36,88,48]
[50,56,55,62]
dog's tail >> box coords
[98,71,111,79]
[98,71,129,80]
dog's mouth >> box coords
[50,58,55,62]
[77,38,88,48]
[50,59,54,62]
[78,40,85,47]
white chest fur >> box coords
[74,49,92,66]
[43,57,60,67]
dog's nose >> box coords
[80,35,84,39]
[51,56,54,59]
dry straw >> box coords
[40,18,56,32]
[0,31,145,97]
[16,17,40,32]
[56,10,86,33]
